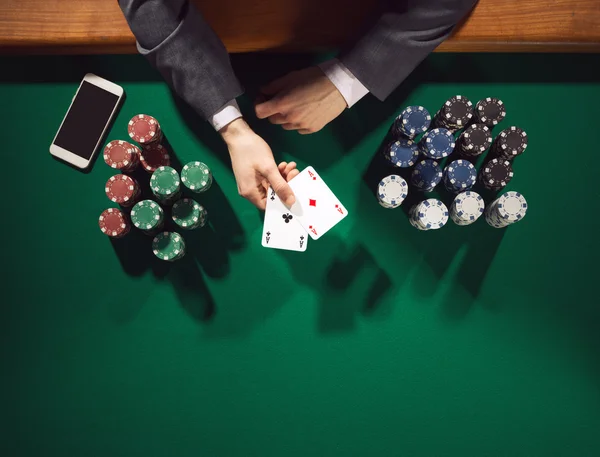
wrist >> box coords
[220,118,253,144]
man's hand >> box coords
[254,67,347,135]
[220,118,298,210]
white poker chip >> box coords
[451,191,484,224]
[412,199,448,230]
[497,191,528,221]
[377,175,408,207]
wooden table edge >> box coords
[1,41,599,55]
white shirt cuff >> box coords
[210,99,243,131]
[318,59,369,108]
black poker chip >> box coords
[475,98,506,127]
[441,95,474,128]
[390,115,404,139]
[458,123,493,156]
[492,126,528,159]
[479,158,514,189]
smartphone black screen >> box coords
[54,81,120,160]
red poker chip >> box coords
[99,208,131,238]
[128,114,161,144]
[105,174,140,206]
[140,143,170,172]
[103,140,140,171]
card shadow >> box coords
[278,236,393,333]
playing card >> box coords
[288,166,349,240]
[261,187,308,252]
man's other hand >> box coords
[255,67,346,135]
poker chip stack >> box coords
[456,124,493,159]
[450,191,484,226]
[474,97,506,127]
[131,200,165,235]
[491,126,528,161]
[128,114,163,145]
[105,174,141,207]
[152,232,186,261]
[103,140,140,172]
[377,175,408,209]
[383,138,420,168]
[443,159,477,193]
[411,159,443,192]
[391,105,431,139]
[479,158,514,190]
[150,166,181,205]
[172,198,208,230]
[419,128,456,159]
[376,97,530,232]
[98,208,131,238]
[485,191,528,228]
[100,116,215,259]
[181,161,213,193]
[432,95,474,132]
[409,199,449,230]
[140,143,171,173]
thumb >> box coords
[265,166,296,207]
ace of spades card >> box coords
[261,187,308,252]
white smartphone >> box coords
[50,73,124,169]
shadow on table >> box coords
[170,255,216,322]
[2,52,597,87]
[358,136,507,319]
[277,235,394,333]
[0,55,163,83]
[109,134,247,321]
[109,230,216,324]
[441,225,506,319]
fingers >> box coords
[284,161,296,177]
[256,74,295,119]
[286,169,300,182]
[244,191,266,210]
[255,100,280,119]
[282,123,301,131]
[278,161,298,181]
[265,166,296,207]
[267,114,288,125]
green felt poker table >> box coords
[1,52,599,457]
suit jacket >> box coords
[119,0,477,120]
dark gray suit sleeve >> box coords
[339,0,478,101]
[118,0,243,120]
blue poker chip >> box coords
[419,128,456,159]
[443,159,477,192]
[411,159,442,191]
[385,138,419,168]
[400,106,431,138]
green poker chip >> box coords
[152,231,186,261]
[150,166,181,199]
[172,198,207,230]
[181,161,212,192]
[131,200,164,231]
